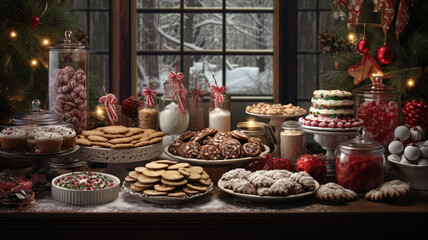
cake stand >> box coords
[75,142,163,182]
[245,111,306,156]
[302,125,358,181]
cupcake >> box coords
[26,128,46,152]
[0,127,28,150]
[57,127,77,148]
[35,132,63,153]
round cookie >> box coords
[211,134,231,147]
[200,145,222,160]
[142,168,166,178]
[143,189,167,196]
[168,139,184,155]
[219,139,242,159]
[200,127,218,136]
[199,178,212,186]
[179,131,196,141]
[137,174,160,184]
[135,167,146,173]
[190,131,209,142]
[241,142,261,157]
[167,162,190,170]
[180,141,201,159]
[153,160,177,165]
[186,182,208,192]
[135,181,155,188]
[167,191,187,197]
[154,184,175,192]
[183,187,200,195]
[146,162,169,170]
[102,126,130,135]
[248,137,265,151]
[161,170,184,181]
[231,130,249,141]
[128,171,140,179]
[160,178,188,186]
[125,176,137,182]
[130,182,145,192]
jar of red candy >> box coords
[353,76,401,147]
[47,30,89,134]
[336,127,385,194]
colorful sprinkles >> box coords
[54,171,117,190]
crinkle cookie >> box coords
[232,180,256,195]
[289,171,316,191]
[269,178,295,196]
[256,187,270,196]
[262,170,292,180]
[316,182,357,203]
[220,168,251,181]
[247,173,274,188]
[365,180,410,201]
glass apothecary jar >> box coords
[138,96,159,130]
[158,80,189,135]
[237,121,276,153]
[47,30,89,134]
[336,127,385,194]
[208,93,231,132]
[280,121,306,162]
[88,104,121,130]
[188,94,205,131]
[353,77,401,147]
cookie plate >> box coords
[122,181,213,204]
[217,179,319,202]
[164,145,270,166]
[245,111,306,119]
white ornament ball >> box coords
[416,126,425,140]
[424,140,428,146]
[394,125,410,141]
[400,155,412,165]
[410,128,422,142]
[420,145,428,158]
[404,144,421,162]
[388,140,404,154]
[387,154,400,162]
[418,158,428,166]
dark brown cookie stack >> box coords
[168,128,265,160]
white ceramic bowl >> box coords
[51,172,120,205]
[387,158,428,191]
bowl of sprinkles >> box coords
[51,171,120,205]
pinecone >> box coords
[121,96,141,118]
[402,100,428,131]
[318,31,349,54]
[75,30,89,45]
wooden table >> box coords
[1,186,427,239]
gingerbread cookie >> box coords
[365,180,410,201]
[82,130,105,137]
[87,135,109,143]
[200,145,222,160]
[102,126,130,135]
[219,139,242,159]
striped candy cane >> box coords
[99,86,118,126]
[142,77,157,108]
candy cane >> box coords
[209,74,225,109]
[99,86,118,126]
[192,77,206,109]
[142,77,157,108]
[168,66,187,114]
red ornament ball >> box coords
[357,39,371,53]
[403,100,428,131]
[376,45,395,65]
[121,96,141,118]
[294,154,326,182]
[30,14,40,31]
[245,154,294,172]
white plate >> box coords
[77,141,163,163]
[122,181,213,204]
[217,179,319,202]
[245,111,306,119]
[164,145,270,166]
[302,125,359,132]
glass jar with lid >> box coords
[336,127,385,194]
[12,99,61,128]
[187,94,205,131]
[237,121,276,153]
[280,120,306,162]
[353,76,401,147]
[47,30,89,134]
[138,96,159,130]
[208,93,231,132]
[158,80,189,135]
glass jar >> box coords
[47,30,89,134]
[336,127,385,194]
[187,95,205,131]
[158,80,189,135]
[208,93,231,132]
[88,104,121,129]
[353,77,401,147]
[138,96,159,130]
[237,121,276,153]
[280,120,306,162]
[12,99,61,127]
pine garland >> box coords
[0,0,103,125]
[322,1,428,103]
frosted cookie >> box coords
[241,142,262,157]
[180,141,201,159]
[230,130,249,141]
[269,178,294,196]
[316,182,357,203]
[365,180,410,201]
[220,168,251,181]
[262,170,292,180]
[256,187,270,196]
[232,180,256,195]
[219,139,242,159]
[289,171,316,191]
[247,172,274,188]
[200,145,222,160]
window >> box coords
[134,0,274,97]
[70,0,112,92]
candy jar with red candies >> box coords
[47,30,89,134]
[336,127,385,194]
[353,76,401,147]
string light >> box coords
[347,32,356,43]
[30,59,37,66]
[407,78,415,87]
[42,38,49,46]
[10,31,17,38]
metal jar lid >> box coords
[46,30,89,50]
[12,99,61,126]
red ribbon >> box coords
[99,86,118,126]
[168,66,187,114]
[191,78,206,109]
[208,74,225,109]
[142,77,157,108]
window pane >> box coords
[138,13,181,51]
[75,11,87,33]
[297,0,316,9]
[319,56,333,89]
[69,0,87,9]
[227,0,273,8]
[90,54,110,92]
[137,55,181,95]
[297,54,316,99]
[138,0,180,8]
[225,55,273,95]
[90,0,109,9]
[319,11,331,34]
[185,0,221,7]
[90,11,109,51]
[297,11,316,52]
[184,55,222,93]
[319,0,332,9]
[226,13,273,50]
[184,13,222,50]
